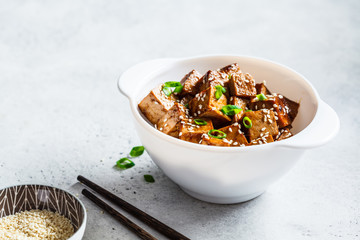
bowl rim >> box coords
[0,183,87,239]
[122,54,324,152]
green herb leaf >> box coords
[256,93,267,101]
[144,174,155,183]
[215,85,226,100]
[194,119,207,125]
[228,74,232,80]
[184,103,189,108]
[245,110,252,112]
[208,129,227,139]
[116,158,135,169]
[243,117,252,128]
[130,146,145,157]
[221,105,242,116]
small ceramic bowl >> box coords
[0,184,86,239]
[118,55,340,204]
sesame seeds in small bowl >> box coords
[0,184,87,240]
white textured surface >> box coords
[0,1,359,239]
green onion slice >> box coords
[208,129,227,139]
[162,81,183,96]
[215,85,226,100]
[194,119,207,125]
[245,110,252,112]
[256,93,267,101]
[116,158,135,169]
[164,81,182,88]
[144,174,155,183]
[130,146,145,157]
[243,117,252,128]
[184,103,189,108]
[228,74,232,80]
[162,86,172,96]
[221,105,242,116]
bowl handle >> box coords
[277,100,340,149]
[118,58,175,99]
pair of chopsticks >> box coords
[77,175,190,240]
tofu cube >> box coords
[218,124,248,147]
[242,110,279,141]
[229,73,257,97]
[157,103,187,137]
[138,84,177,125]
[179,118,213,144]
[280,95,299,123]
[201,136,231,147]
[229,96,249,123]
[180,70,203,96]
[255,83,271,95]
[249,134,274,145]
[189,86,231,127]
[219,63,241,76]
[249,95,291,128]
[275,127,293,141]
[199,70,229,92]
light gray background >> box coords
[0,1,359,239]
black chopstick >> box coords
[82,189,157,240]
[77,175,190,240]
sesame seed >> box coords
[268,119,273,123]
[229,128,233,132]
[159,127,163,131]
[179,132,182,136]
[0,209,74,239]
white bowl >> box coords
[118,55,340,204]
